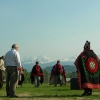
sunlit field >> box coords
[0,83,100,100]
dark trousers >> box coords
[6,66,18,96]
[54,75,62,86]
[0,70,4,89]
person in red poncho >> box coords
[49,60,66,87]
[74,41,100,96]
[30,61,44,87]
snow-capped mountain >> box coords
[21,55,100,72]
[21,55,77,65]
[21,55,77,72]
[21,55,56,64]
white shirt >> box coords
[0,59,5,71]
[4,49,21,67]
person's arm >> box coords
[15,51,21,67]
[0,59,3,67]
[40,66,43,73]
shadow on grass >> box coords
[29,94,82,98]
[0,94,82,98]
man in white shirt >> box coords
[4,44,22,98]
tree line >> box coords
[4,69,77,83]
[23,69,77,83]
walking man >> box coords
[49,60,66,86]
[30,61,44,87]
[4,44,22,98]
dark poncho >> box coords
[74,50,100,89]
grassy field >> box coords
[0,83,100,100]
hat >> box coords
[84,41,90,50]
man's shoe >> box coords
[60,84,62,86]
[86,92,92,96]
[9,95,18,98]
[7,93,9,97]
[81,92,88,96]
[54,84,57,87]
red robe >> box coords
[49,64,66,85]
[30,65,44,84]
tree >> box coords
[24,69,30,83]
[43,69,50,83]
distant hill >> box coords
[22,61,57,72]
[43,65,76,74]
[22,62,75,72]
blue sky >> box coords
[0,0,100,59]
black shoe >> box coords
[86,92,92,96]
[7,93,9,97]
[54,84,57,87]
[60,84,62,86]
[9,95,18,98]
[81,92,88,96]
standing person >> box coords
[16,67,24,88]
[74,41,100,96]
[0,56,5,89]
[49,60,66,86]
[30,61,44,87]
[4,44,22,98]
[18,67,24,87]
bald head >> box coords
[12,44,19,51]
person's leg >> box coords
[21,75,24,84]
[37,76,40,87]
[87,88,92,95]
[6,67,10,96]
[0,70,2,89]
[16,79,18,88]
[34,75,38,87]
[82,88,88,96]
[59,75,62,86]
[9,67,18,97]
[1,70,4,87]
[20,75,22,86]
[54,75,58,86]
[89,89,92,94]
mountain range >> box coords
[21,55,77,72]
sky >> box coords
[0,0,100,59]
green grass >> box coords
[0,83,100,100]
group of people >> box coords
[0,43,67,98]
[0,44,24,98]
[0,40,100,98]
[30,60,66,88]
